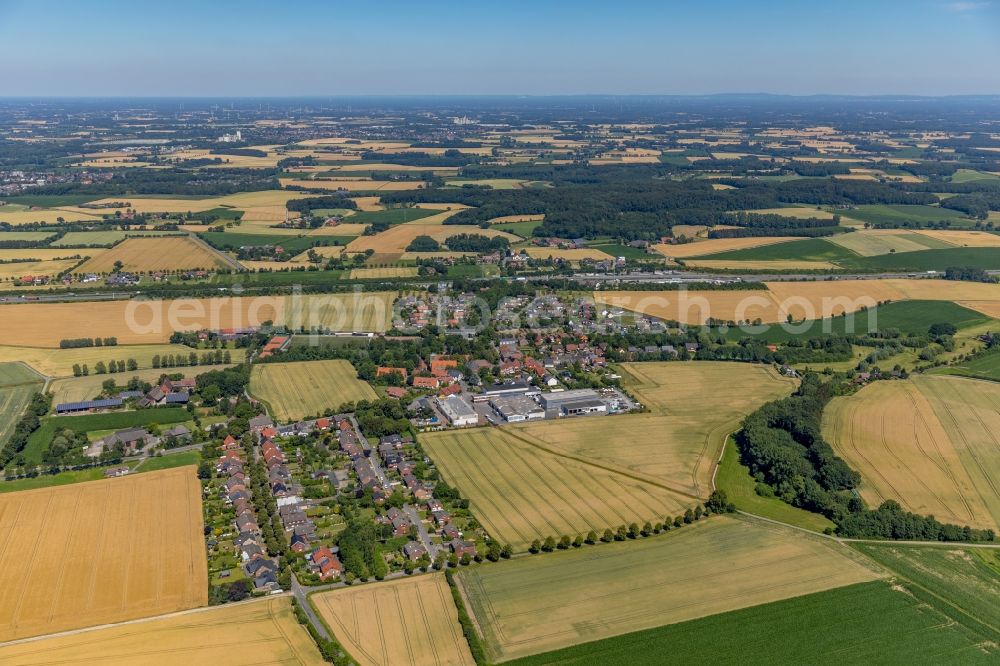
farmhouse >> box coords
[438,394,479,427]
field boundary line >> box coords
[0,593,292,649]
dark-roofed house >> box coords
[403,541,427,560]
[55,398,123,414]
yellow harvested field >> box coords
[826,229,947,256]
[595,290,785,325]
[824,376,1000,533]
[404,208,469,225]
[764,279,908,320]
[711,183,736,190]
[0,597,324,665]
[250,360,376,421]
[522,362,796,499]
[458,516,880,662]
[0,248,100,261]
[0,209,103,225]
[522,247,613,261]
[0,292,398,347]
[331,162,460,172]
[167,147,283,168]
[83,190,310,215]
[0,344,236,378]
[74,237,230,274]
[346,224,518,254]
[49,364,233,404]
[348,267,418,279]
[422,424,696,551]
[352,196,384,211]
[914,229,1000,247]
[485,214,544,224]
[313,574,474,666]
[744,207,838,219]
[0,467,207,642]
[685,259,837,271]
[653,236,799,258]
[400,251,476,260]
[0,259,82,281]
[309,223,369,236]
[279,178,425,191]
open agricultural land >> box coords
[823,375,1000,533]
[74,236,231,274]
[48,363,233,405]
[456,516,879,662]
[0,344,242,378]
[0,466,207,642]
[250,359,376,421]
[0,597,324,665]
[0,363,43,449]
[421,425,695,552]
[524,362,796,498]
[311,574,474,666]
[504,580,997,665]
[0,292,398,346]
[596,279,1000,326]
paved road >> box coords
[404,503,438,558]
[291,574,331,641]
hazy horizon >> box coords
[2,0,999,97]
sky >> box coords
[1,0,999,97]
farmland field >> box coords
[934,349,1000,382]
[522,247,613,261]
[852,543,1000,642]
[420,426,694,551]
[520,362,797,498]
[0,293,398,347]
[74,236,230,273]
[48,363,233,405]
[652,236,799,258]
[823,375,1000,532]
[0,596,324,665]
[715,437,835,531]
[0,466,207,642]
[595,289,786,325]
[840,204,970,227]
[690,237,857,263]
[826,228,955,256]
[0,344,241,377]
[0,231,56,242]
[250,360,376,421]
[0,363,43,451]
[345,223,518,254]
[312,574,474,666]
[50,230,127,246]
[348,266,418,279]
[684,259,837,270]
[456,516,879,662]
[504,581,997,665]
[0,258,82,281]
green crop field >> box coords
[135,450,201,472]
[852,543,1000,643]
[0,362,43,452]
[24,407,190,464]
[198,232,325,254]
[250,359,376,421]
[836,247,1000,271]
[505,581,997,665]
[344,208,439,226]
[724,300,990,343]
[950,169,1000,185]
[694,237,857,262]
[0,231,58,242]
[588,242,654,260]
[494,219,543,238]
[715,438,834,532]
[842,204,971,227]
[934,349,1000,382]
[211,269,346,287]
[456,515,878,662]
[50,231,127,246]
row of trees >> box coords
[60,336,118,349]
[71,358,138,376]
[736,373,994,541]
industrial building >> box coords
[475,380,540,402]
[489,395,545,423]
[538,389,608,417]
[437,394,479,427]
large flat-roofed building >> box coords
[538,389,608,416]
[475,380,540,402]
[489,395,545,423]
[438,394,479,427]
